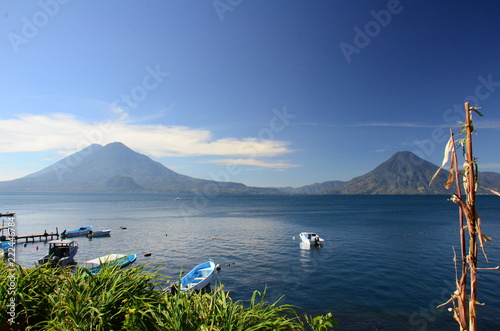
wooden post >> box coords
[464,102,478,331]
[450,130,467,330]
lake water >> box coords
[2,193,500,330]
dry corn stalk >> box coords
[431,103,499,331]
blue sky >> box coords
[1,0,500,187]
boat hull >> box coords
[86,253,137,274]
[87,229,111,238]
[179,260,216,291]
[299,232,324,245]
[63,226,92,238]
[38,239,78,267]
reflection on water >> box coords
[299,241,310,250]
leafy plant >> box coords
[0,262,335,330]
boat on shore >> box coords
[1,242,14,260]
[38,239,78,267]
[84,253,137,274]
[170,260,216,292]
[62,226,92,238]
[299,232,324,246]
[86,229,111,238]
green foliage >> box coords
[305,313,336,331]
[0,262,335,330]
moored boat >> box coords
[1,242,13,250]
[172,260,216,292]
[86,229,111,238]
[1,242,14,260]
[299,232,324,246]
[62,226,92,238]
[38,239,78,267]
[84,253,137,274]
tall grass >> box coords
[0,262,335,330]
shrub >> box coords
[0,262,335,330]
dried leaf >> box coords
[430,136,454,186]
[445,157,455,189]
[441,136,454,167]
[462,162,470,193]
[477,266,500,270]
[476,215,490,262]
[458,123,467,134]
[471,107,483,117]
[480,186,500,196]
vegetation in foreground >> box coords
[431,103,500,331]
[0,261,335,330]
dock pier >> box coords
[14,228,59,243]
[1,213,60,243]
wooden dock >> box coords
[14,229,59,243]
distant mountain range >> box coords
[282,151,500,195]
[0,143,499,195]
[0,142,277,194]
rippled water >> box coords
[3,193,500,330]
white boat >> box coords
[173,260,216,292]
[38,239,79,267]
[86,229,111,238]
[299,232,324,246]
[62,226,92,238]
[84,253,137,274]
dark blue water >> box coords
[2,193,500,330]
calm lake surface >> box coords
[3,193,500,330]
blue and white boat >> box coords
[84,253,137,274]
[175,260,216,291]
[62,226,92,238]
[1,242,14,260]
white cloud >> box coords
[207,158,298,170]
[0,113,292,158]
[299,121,441,128]
[301,118,500,131]
[474,119,500,129]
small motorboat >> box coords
[171,260,216,292]
[62,226,92,238]
[84,253,137,274]
[86,229,111,238]
[38,239,79,267]
[299,232,324,246]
